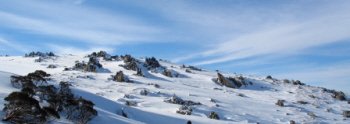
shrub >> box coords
[2,92,47,123]
[43,107,60,119]
[58,82,74,111]
[25,51,55,57]
[208,112,220,120]
[65,97,97,124]
[10,70,50,89]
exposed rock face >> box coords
[164,95,201,106]
[47,64,57,68]
[71,57,105,72]
[122,61,139,71]
[290,120,296,124]
[112,71,129,82]
[266,75,273,80]
[216,73,248,88]
[343,111,350,118]
[88,51,117,61]
[276,100,284,107]
[297,101,308,105]
[162,69,173,77]
[176,105,192,115]
[208,112,220,120]
[121,55,134,63]
[145,57,160,69]
[333,91,346,101]
[322,88,347,101]
[282,79,305,85]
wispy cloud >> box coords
[164,1,350,66]
[0,37,32,53]
[0,0,162,45]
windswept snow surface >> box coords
[0,54,349,124]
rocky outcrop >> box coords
[112,71,129,82]
[276,100,284,107]
[216,73,248,88]
[164,95,201,106]
[120,55,135,63]
[69,57,107,72]
[343,111,350,118]
[323,89,347,101]
[121,61,139,71]
[88,51,118,61]
[176,105,192,115]
[145,57,160,69]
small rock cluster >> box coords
[176,105,192,115]
[164,95,201,106]
[111,71,130,82]
[145,57,160,69]
[216,73,248,88]
[67,57,106,72]
[165,95,201,116]
[88,51,118,61]
[276,100,285,107]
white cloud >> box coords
[0,37,32,53]
[165,1,350,66]
[0,0,162,45]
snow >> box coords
[0,54,349,124]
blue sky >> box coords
[0,0,349,94]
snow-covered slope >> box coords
[0,54,349,124]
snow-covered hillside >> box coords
[0,52,349,124]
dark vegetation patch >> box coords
[208,111,220,120]
[3,70,97,124]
